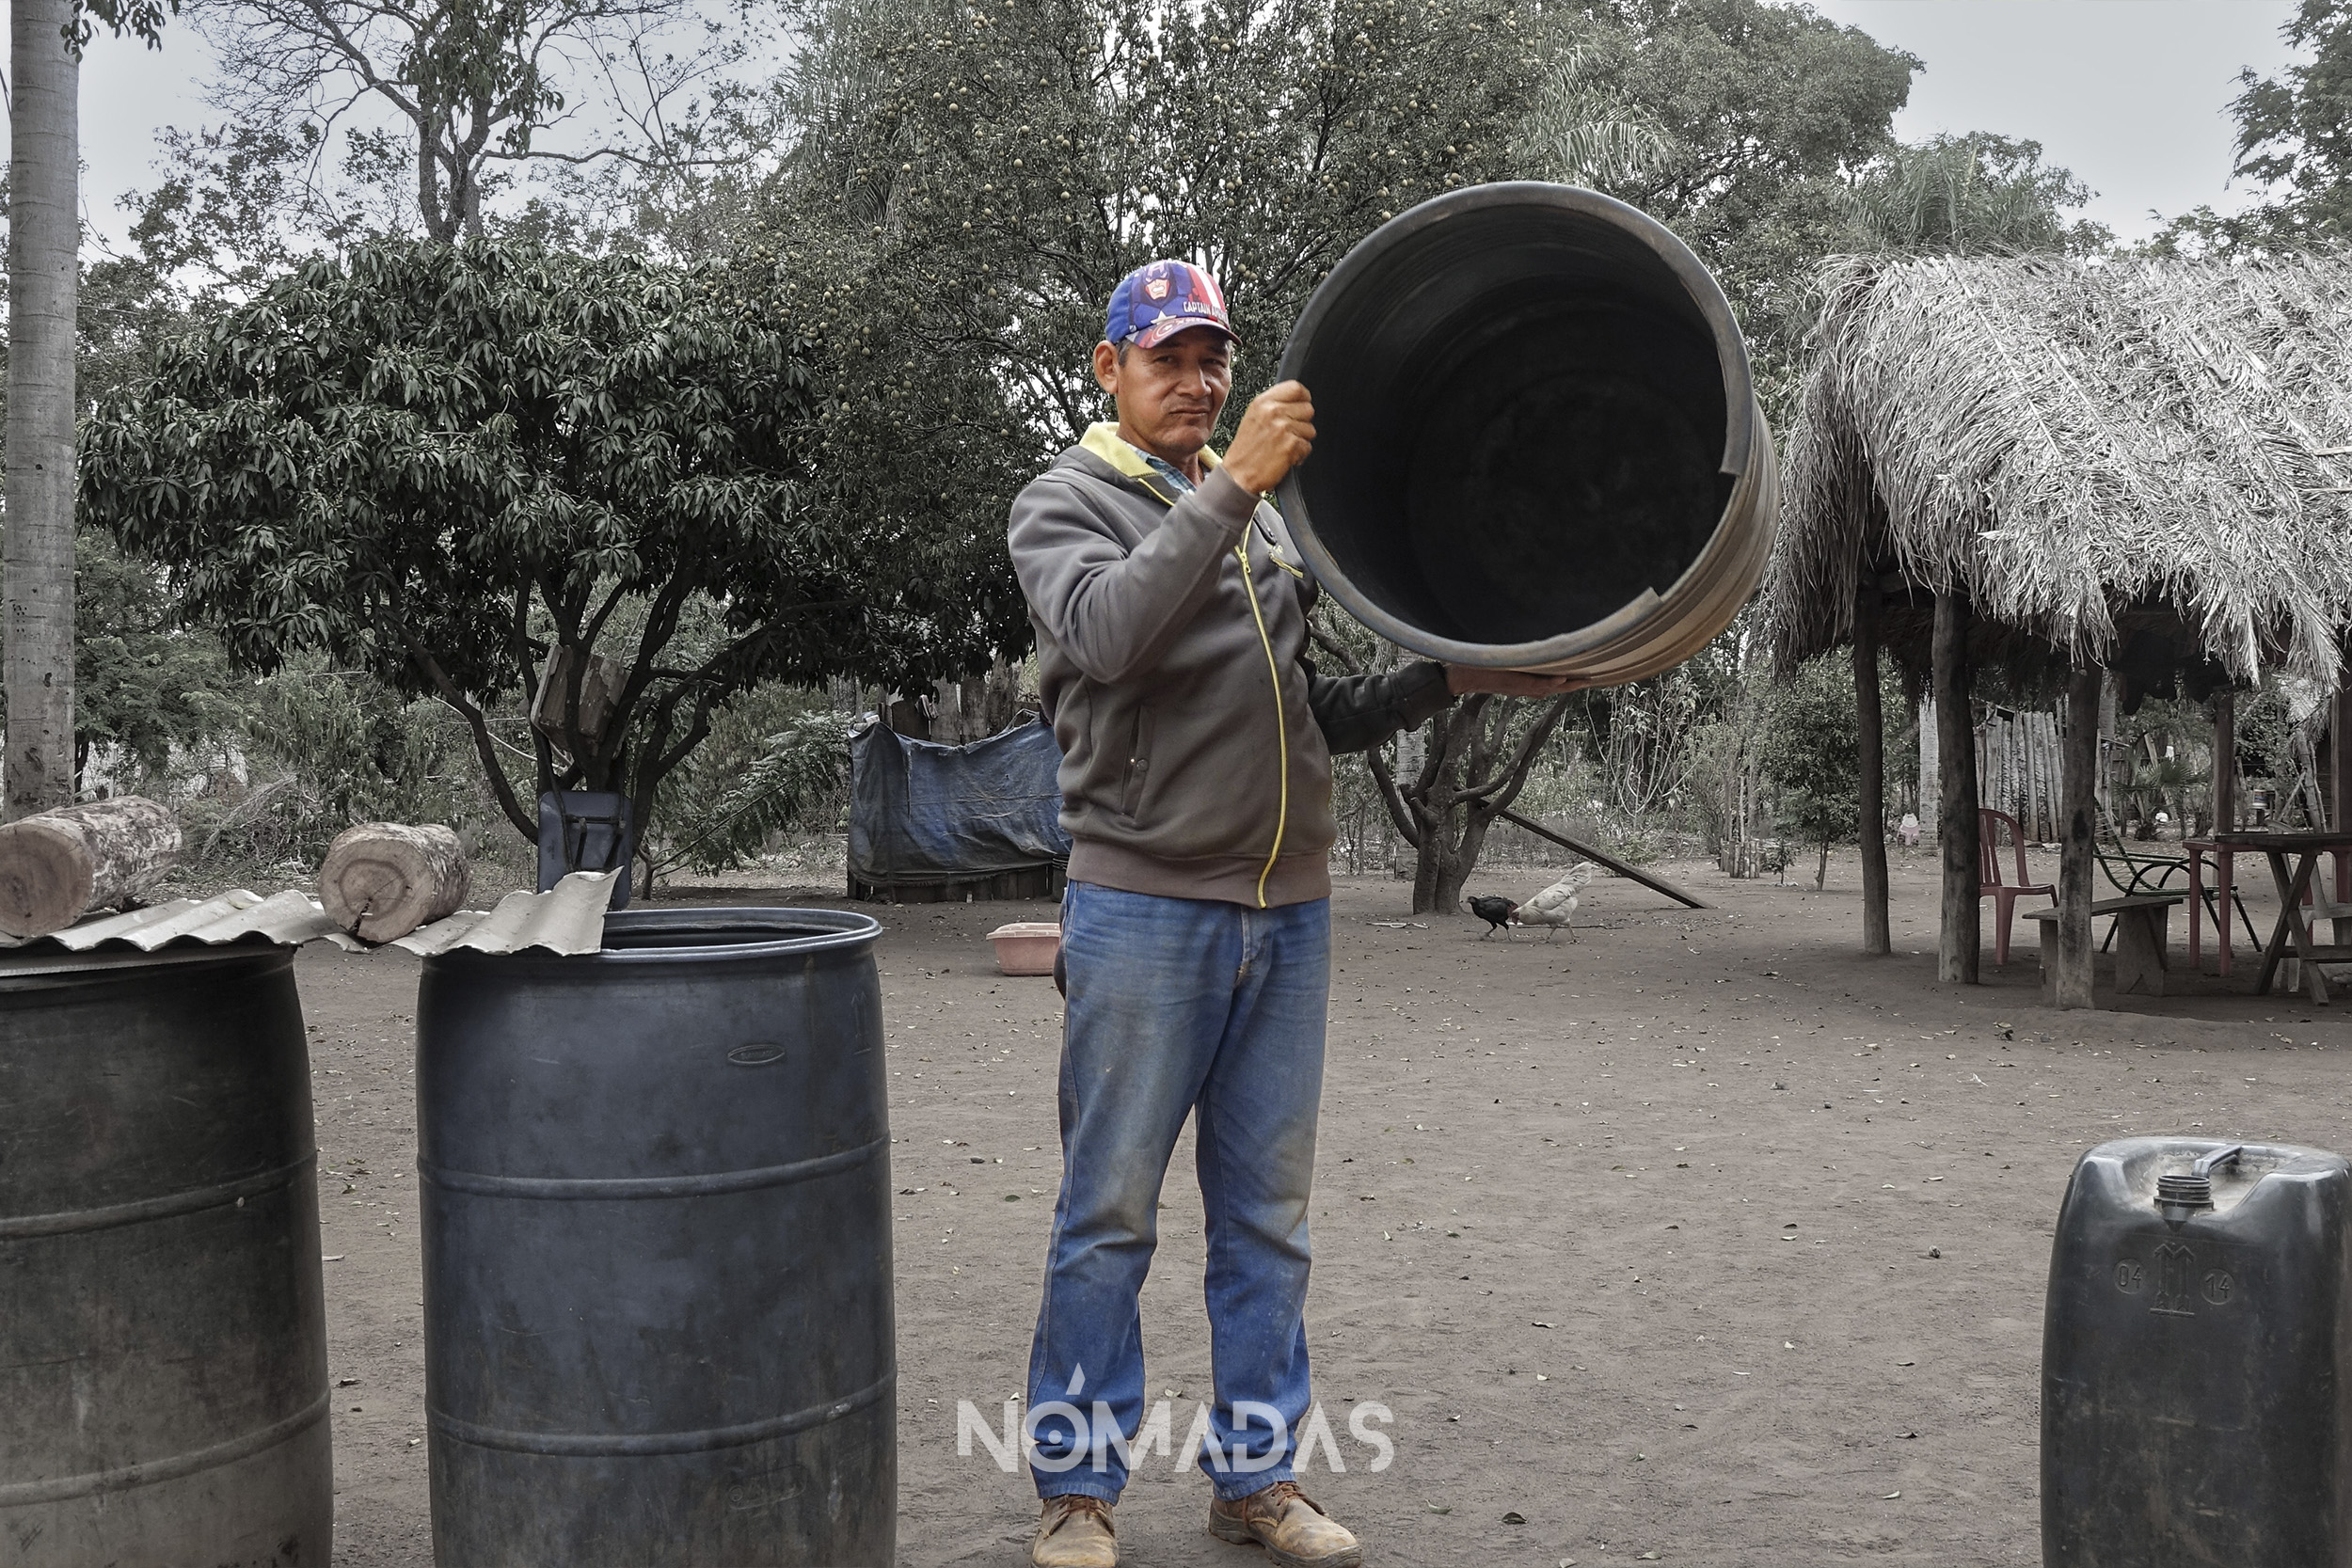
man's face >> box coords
[1091,325,1234,461]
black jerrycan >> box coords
[2043,1136,2352,1565]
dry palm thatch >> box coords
[1770,252,2352,688]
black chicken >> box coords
[1466,895,1518,937]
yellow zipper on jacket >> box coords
[1237,539,1289,910]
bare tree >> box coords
[185,0,760,240]
[1371,693,1579,915]
[1311,622,1575,914]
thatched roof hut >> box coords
[1767,250,2352,1006]
[1772,252,2352,693]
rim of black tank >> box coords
[1273,181,1757,671]
[0,942,294,989]
[458,905,884,965]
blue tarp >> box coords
[849,719,1070,886]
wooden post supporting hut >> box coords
[1931,592,1980,984]
[1853,579,1890,955]
[2052,664,2104,1009]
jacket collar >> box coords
[1063,424,1304,579]
[1079,422,1220,504]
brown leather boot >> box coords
[1207,1481,1363,1568]
[1032,1494,1119,1567]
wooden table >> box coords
[2212,831,2352,1002]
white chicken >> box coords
[1511,863,1595,940]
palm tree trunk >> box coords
[6,0,79,817]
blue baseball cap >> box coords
[1104,260,1239,350]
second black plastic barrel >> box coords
[0,945,332,1568]
[417,907,894,1566]
[2043,1136,2352,1565]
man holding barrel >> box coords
[1006,259,1572,1568]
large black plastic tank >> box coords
[0,945,333,1567]
[417,907,895,1566]
[1275,182,1776,687]
[2043,1136,2352,1565]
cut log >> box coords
[319,822,471,942]
[0,796,183,938]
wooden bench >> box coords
[2024,895,2187,1000]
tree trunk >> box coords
[5,0,80,819]
[1854,581,1890,952]
[1933,592,1979,983]
[319,821,472,942]
[1435,812,1494,912]
[1402,693,1576,914]
[2055,663,2104,1009]
[1410,811,1455,914]
[1816,837,1830,891]
[0,796,181,937]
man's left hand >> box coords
[1444,666,1588,697]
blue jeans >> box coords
[1026,881,1331,1503]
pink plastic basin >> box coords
[987,922,1062,977]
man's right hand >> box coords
[1221,381,1315,495]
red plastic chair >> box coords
[1979,809,2055,964]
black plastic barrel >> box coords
[1276,182,1776,686]
[0,945,333,1567]
[417,907,895,1566]
[2043,1136,2352,1565]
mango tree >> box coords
[80,239,1026,846]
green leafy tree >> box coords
[648,689,853,878]
[1560,0,1918,398]
[1762,653,1861,891]
[1846,133,2111,256]
[72,530,236,785]
[767,0,1549,462]
[171,656,490,875]
[2159,0,2352,254]
[80,240,1025,847]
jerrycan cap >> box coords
[2156,1145,2243,1218]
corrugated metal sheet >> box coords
[0,889,360,952]
[0,870,618,957]
[394,871,619,957]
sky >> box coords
[27,0,2316,250]
[1812,0,2301,243]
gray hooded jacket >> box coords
[1008,423,1453,907]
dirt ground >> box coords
[302,847,2352,1567]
